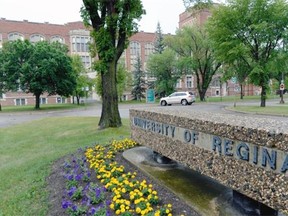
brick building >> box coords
[0,7,260,107]
[0,18,160,106]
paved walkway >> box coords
[1,99,288,128]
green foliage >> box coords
[147,49,179,97]
[0,40,33,92]
[131,55,146,101]
[165,25,221,101]
[154,22,165,54]
[117,62,131,100]
[71,55,94,105]
[183,0,213,10]
[0,40,76,109]
[207,0,288,106]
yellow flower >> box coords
[109,203,114,209]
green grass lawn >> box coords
[227,105,288,116]
[0,117,130,216]
[0,103,85,113]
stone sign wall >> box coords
[130,107,288,214]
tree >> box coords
[165,25,221,101]
[81,0,145,129]
[1,40,76,109]
[154,22,165,54]
[131,55,146,101]
[147,49,179,97]
[117,61,131,101]
[223,60,251,99]
[183,0,213,9]
[207,0,288,107]
[70,55,94,105]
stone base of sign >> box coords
[130,107,288,214]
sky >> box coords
[0,0,186,34]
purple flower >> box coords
[61,200,71,209]
[72,204,78,211]
[75,174,82,181]
[106,209,112,216]
[106,200,111,206]
[89,207,96,215]
[95,188,101,197]
[68,186,77,197]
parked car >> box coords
[160,91,195,106]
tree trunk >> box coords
[240,84,244,99]
[76,95,80,105]
[199,89,206,101]
[98,60,122,129]
[35,93,41,109]
[260,85,266,107]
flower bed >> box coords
[61,138,179,216]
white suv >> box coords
[160,91,195,106]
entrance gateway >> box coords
[130,107,288,215]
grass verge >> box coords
[0,103,86,113]
[0,117,130,216]
[226,105,288,116]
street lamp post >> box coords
[81,86,89,106]
[280,81,285,104]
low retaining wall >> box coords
[130,107,288,214]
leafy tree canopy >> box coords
[165,25,221,101]
[207,0,288,106]
[183,0,213,9]
[0,40,76,109]
[147,49,180,97]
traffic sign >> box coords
[231,77,237,84]
[280,83,285,90]
[146,89,155,103]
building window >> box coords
[186,76,193,88]
[211,79,221,87]
[176,79,182,88]
[145,43,154,59]
[122,95,127,101]
[71,36,90,53]
[81,55,91,68]
[130,41,141,56]
[0,93,3,99]
[50,35,64,43]
[15,98,26,106]
[8,32,24,41]
[40,97,47,104]
[30,34,45,43]
[57,97,66,104]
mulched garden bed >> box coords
[46,146,200,216]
